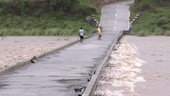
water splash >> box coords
[94,41,145,96]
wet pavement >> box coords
[0,1,130,96]
[0,36,120,96]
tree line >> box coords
[0,0,96,16]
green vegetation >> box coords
[130,0,170,36]
[0,0,98,36]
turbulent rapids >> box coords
[94,41,145,96]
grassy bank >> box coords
[0,15,94,36]
[130,0,170,36]
[0,0,98,36]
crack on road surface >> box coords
[57,79,82,83]
[0,84,9,88]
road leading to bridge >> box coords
[83,1,132,96]
[0,1,131,96]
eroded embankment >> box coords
[94,40,145,96]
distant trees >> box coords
[0,0,97,16]
[0,0,51,15]
[50,0,79,12]
[134,0,170,12]
[131,0,170,35]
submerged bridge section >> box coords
[0,1,131,96]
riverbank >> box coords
[130,0,170,36]
[0,36,77,70]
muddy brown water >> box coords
[126,36,170,96]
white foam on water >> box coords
[94,89,124,96]
[95,41,145,96]
[131,76,146,82]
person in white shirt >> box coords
[79,27,85,43]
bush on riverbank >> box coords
[130,0,170,36]
[0,0,97,36]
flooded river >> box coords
[95,36,170,96]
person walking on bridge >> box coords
[97,26,102,40]
[79,27,85,43]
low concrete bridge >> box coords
[0,1,132,96]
